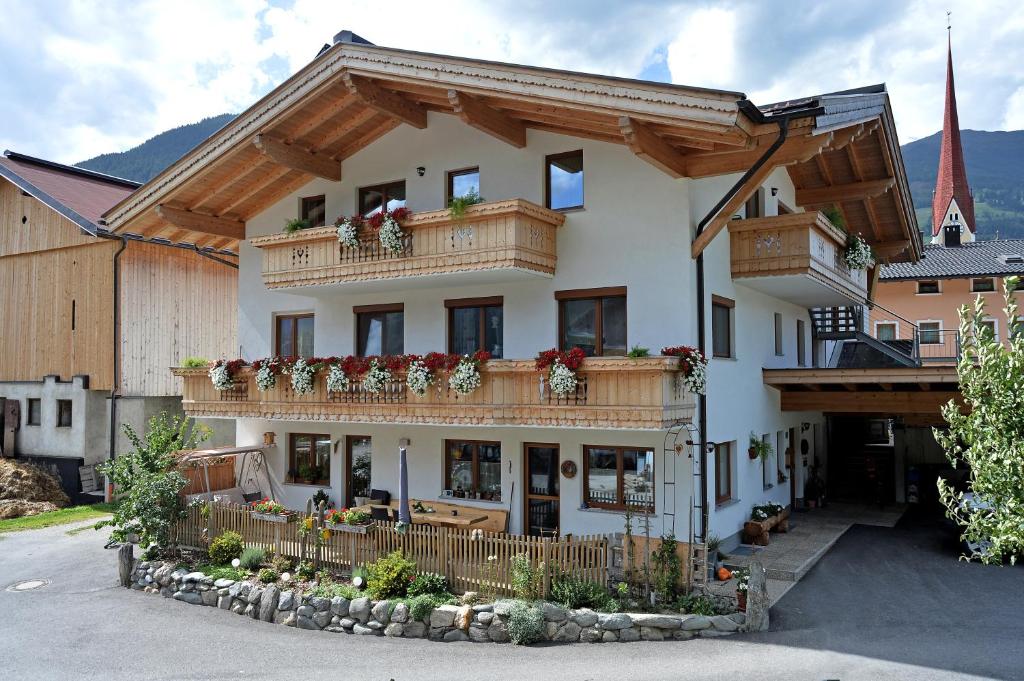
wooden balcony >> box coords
[250,199,564,290]
[728,212,870,306]
[172,357,694,430]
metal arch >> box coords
[661,421,701,538]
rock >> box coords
[313,611,332,628]
[640,626,664,641]
[340,617,357,629]
[384,622,404,637]
[618,627,640,642]
[173,590,203,605]
[741,560,770,633]
[728,612,746,625]
[236,582,252,601]
[160,587,173,598]
[213,578,235,589]
[260,585,280,622]
[130,582,145,591]
[244,603,257,619]
[570,609,599,627]
[230,599,247,615]
[118,544,134,587]
[391,603,409,623]
[710,615,739,632]
[553,621,582,642]
[403,621,426,638]
[601,631,617,642]
[672,630,697,640]
[247,586,263,605]
[296,616,319,630]
[428,628,446,642]
[218,595,232,610]
[681,615,711,631]
[154,566,173,587]
[365,620,384,631]
[371,600,390,624]
[545,621,559,639]
[353,624,378,635]
[486,621,510,643]
[182,571,206,584]
[629,614,682,629]
[296,605,314,618]
[597,613,632,630]
[443,629,469,642]
[699,629,733,637]
[580,627,602,643]
[310,596,330,612]
[325,626,346,633]
[228,582,243,599]
[454,605,472,631]
[476,611,494,626]
[460,591,479,605]
[201,590,218,606]
[540,602,568,622]
[349,597,371,623]
[468,624,490,642]
[278,590,294,611]
[330,596,350,617]
[472,603,493,613]
[430,605,458,628]
[492,600,514,617]
[281,612,297,627]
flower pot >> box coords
[736,591,747,612]
[748,447,758,460]
[251,511,295,523]
[325,521,373,534]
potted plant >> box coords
[705,533,723,580]
[748,433,772,461]
[324,507,374,534]
[283,217,310,234]
[734,567,750,612]
[250,497,294,523]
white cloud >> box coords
[666,8,738,90]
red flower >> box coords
[535,347,585,371]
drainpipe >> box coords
[189,244,239,270]
[106,236,128,499]
[693,111,790,541]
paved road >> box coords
[1,510,1022,681]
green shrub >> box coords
[284,217,310,233]
[180,357,210,368]
[407,593,457,621]
[296,560,315,580]
[676,594,717,616]
[196,564,245,581]
[257,567,278,584]
[407,572,448,598]
[270,555,291,574]
[208,531,244,565]
[507,600,545,645]
[510,554,544,601]
[550,573,616,611]
[239,546,266,571]
[366,551,416,600]
[627,345,650,358]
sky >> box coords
[2,0,1023,165]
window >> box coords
[876,322,897,341]
[287,433,331,486]
[917,280,940,295]
[447,167,480,203]
[714,442,732,505]
[446,297,503,357]
[345,436,372,507]
[355,304,404,356]
[773,313,783,356]
[1013,317,1024,341]
[583,445,654,511]
[711,295,734,358]
[56,400,72,428]
[300,195,326,227]
[971,278,995,293]
[556,287,626,356]
[760,433,772,490]
[744,189,762,219]
[918,321,941,345]
[977,318,998,341]
[445,440,502,501]
[275,314,314,358]
[797,319,806,366]
[545,150,583,210]
[26,398,40,426]
[358,180,406,217]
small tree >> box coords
[935,276,1024,564]
[97,413,209,548]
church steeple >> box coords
[932,24,974,245]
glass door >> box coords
[524,444,560,536]
[346,435,372,507]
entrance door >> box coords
[788,427,797,503]
[345,435,372,507]
[524,443,560,536]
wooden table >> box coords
[354,504,488,529]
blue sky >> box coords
[2,0,1022,164]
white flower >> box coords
[209,363,234,391]
[337,219,359,248]
[406,359,433,397]
[449,356,482,396]
[289,358,315,395]
[362,359,391,394]
[325,364,349,393]
[548,360,578,397]
[255,363,277,391]
[844,233,873,270]
[378,214,405,255]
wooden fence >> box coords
[172,502,608,597]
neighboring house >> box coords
[0,151,237,496]
[102,32,921,550]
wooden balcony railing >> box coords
[728,212,870,304]
[250,199,564,289]
[172,357,695,430]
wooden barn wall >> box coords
[119,241,237,397]
[0,180,97,257]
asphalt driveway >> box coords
[1,509,1021,681]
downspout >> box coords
[693,110,790,541]
[107,236,128,496]
[190,244,239,270]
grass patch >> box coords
[0,503,116,534]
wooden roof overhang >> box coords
[764,366,962,417]
[102,42,769,253]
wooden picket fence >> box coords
[172,502,609,597]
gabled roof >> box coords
[880,240,1024,280]
[0,151,138,235]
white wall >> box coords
[3,375,107,463]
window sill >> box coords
[579,505,657,517]
[715,498,741,511]
[438,496,503,505]
[763,484,774,491]
[284,482,330,489]
[713,356,738,362]
[552,206,586,214]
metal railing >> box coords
[811,302,964,365]
[917,328,961,363]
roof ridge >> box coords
[3,150,141,188]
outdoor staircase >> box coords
[810,306,921,368]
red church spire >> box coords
[932,31,974,237]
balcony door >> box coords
[524,443,560,536]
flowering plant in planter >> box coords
[209,359,246,391]
[325,507,371,526]
[406,358,433,397]
[287,357,317,395]
[335,214,365,248]
[661,345,708,395]
[535,347,586,397]
[367,207,410,256]
[251,498,287,515]
[844,232,873,270]
[362,358,392,394]
[750,502,785,521]
[252,357,283,392]
[321,355,365,393]
[449,350,491,396]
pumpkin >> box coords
[717,566,732,581]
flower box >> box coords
[325,521,374,534]
[251,511,295,523]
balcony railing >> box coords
[250,199,564,289]
[172,357,695,430]
[728,212,870,305]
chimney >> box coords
[333,30,374,46]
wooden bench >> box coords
[742,508,790,546]
[377,498,509,533]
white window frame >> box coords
[977,317,999,341]
[971,277,996,293]
[917,319,943,345]
[916,280,942,295]
[874,320,899,340]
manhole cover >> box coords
[7,579,49,592]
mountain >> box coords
[76,114,235,183]
[901,129,1024,240]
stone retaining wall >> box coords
[129,560,760,643]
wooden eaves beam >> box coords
[448,90,525,147]
[619,116,688,178]
[155,205,245,241]
[341,73,427,129]
[253,134,341,181]
[795,178,895,207]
